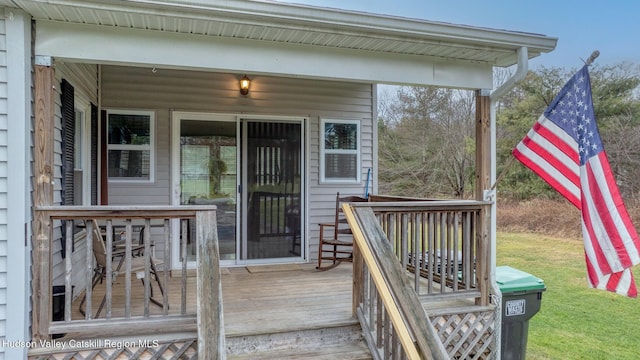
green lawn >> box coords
[497,232,640,360]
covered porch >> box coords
[11,0,558,359]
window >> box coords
[320,118,361,183]
[107,110,154,182]
[73,95,93,206]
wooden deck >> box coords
[45,262,494,359]
[223,263,355,337]
[67,262,356,337]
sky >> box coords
[277,0,640,70]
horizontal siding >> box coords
[56,61,98,104]
[101,65,373,261]
[0,13,7,356]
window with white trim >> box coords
[320,118,361,183]
[107,110,155,182]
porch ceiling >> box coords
[5,0,557,68]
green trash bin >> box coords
[496,266,546,360]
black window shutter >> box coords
[91,103,98,205]
[61,79,75,258]
[61,79,75,205]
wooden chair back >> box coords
[332,193,368,240]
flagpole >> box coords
[489,50,600,191]
[490,156,516,191]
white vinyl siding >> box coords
[0,14,8,354]
[100,65,374,261]
[3,9,32,360]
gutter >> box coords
[487,45,529,358]
[491,46,529,100]
[487,45,528,274]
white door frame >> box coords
[170,111,307,268]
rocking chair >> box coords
[316,192,368,271]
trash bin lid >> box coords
[496,265,545,293]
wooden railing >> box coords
[33,205,224,357]
[365,199,492,304]
[345,199,492,359]
[345,204,449,360]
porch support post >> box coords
[475,89,491,306]
[196,210,225,359]
[32,63,56,340]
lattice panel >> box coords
[431,310,496,360]
[29,339,198,360]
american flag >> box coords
[513,66,640,297]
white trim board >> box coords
[35,20,494,90]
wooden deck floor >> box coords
[51,263,494,359]
[69,262,356,337]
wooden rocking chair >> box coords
[316,192,368,271]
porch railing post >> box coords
[476,206,491,306]
[196,209,225,359]
[352,241,363,317]
[32,64,56,341]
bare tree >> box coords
[378,86,476,198]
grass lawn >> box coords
[497,232,640,359]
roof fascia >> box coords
[35,20,494,89]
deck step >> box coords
[227,341,372,360]
[227,323,371,359]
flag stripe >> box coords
[532,120,581,166]
[513,145,581,208]
[583,250,599,288]
[519,130,580,186]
